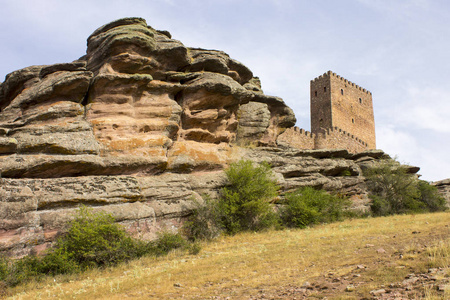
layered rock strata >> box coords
[0,18,422,257]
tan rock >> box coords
[0,17,409,258]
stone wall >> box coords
[277,126,367,154]
[277,127,315,150]
[314,126,368,153]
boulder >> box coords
[432,179,450,207]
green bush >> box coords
[281,187,351,228]
[364,161,447,216]
[418,180,447,212]
[3,255,42,287]
[183,196,222,241]
[54,206,144,269]
[148,232,190,256]
[37,248,80,276]
[0,256,9,282]
[0,217,206,292]
[0,207,202,288]
[218,160,280,234]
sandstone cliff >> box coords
[0,18,422,257]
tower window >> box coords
[314,91,317,97]
[341,89,344,95]
[324,87,326,92]
[352,118,355,124]
[359,98,362,104]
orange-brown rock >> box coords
[1,18,422,258]
[0,17,298,256]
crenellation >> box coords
[285,70,376,153]
[277,126,315,149]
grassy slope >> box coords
[7,212,450,299]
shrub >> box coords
[0,207,202,288]
[364,161,447,216]
[37,248,80,276]
[281,187,351,228]
[148,232,190,256]
[0,256,9,282]
[3,255,42,287]
[53,206,143,269]
[183,195,222,241]
[418,180,447,212]
[218,160,280,234]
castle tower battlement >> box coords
[311,71,372,95]
[310,71,376,149]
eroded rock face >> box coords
[0,17,296,179]
[0,18,427,257]
[0,17,297,256]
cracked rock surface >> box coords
[0,18,425,257]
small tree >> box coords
[364,160,446,216]
[417,180,447,212]
[218,160,280,234]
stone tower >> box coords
[310,71,376,149]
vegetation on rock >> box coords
[1,158,447,294]
[280,187,351,228]
[218,160,280,234]
[184,160,280,239]
[4,212,449,299]
[364,161,446,216]
[0,207,193,288]
[185,159,447,241]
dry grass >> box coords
[6,212,450,299]
[427,238,450,269]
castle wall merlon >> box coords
[316,71,373,95]
[313,125,369,153]
[321,126,368,146]
[311,70,333,83]
[277,125,369,154]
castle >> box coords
[278,71,376,153]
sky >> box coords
[0,0,449,181]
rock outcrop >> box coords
[432,179,450,208]
[0,18,422,257]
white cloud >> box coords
[377,123,450,181]
[387,85,450,133]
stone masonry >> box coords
[311,71,376,149]
[278,71,376,153]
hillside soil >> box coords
[5,212,450,299]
